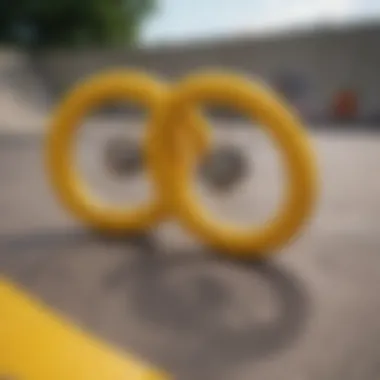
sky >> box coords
[141,0,380,45]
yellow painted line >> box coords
[0,277,169,380]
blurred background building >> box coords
[1,0,380,127]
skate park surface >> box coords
[1,52,380,380]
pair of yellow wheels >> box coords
[45,70,318,259]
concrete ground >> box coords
[1,123,380,380]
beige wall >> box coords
[34,22,380,122]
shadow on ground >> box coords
[0,227,310,380]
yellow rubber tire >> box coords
[45,70,210,233]
[147,72,318,258]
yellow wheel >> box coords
[45,70,210,234]
[147,72,318,258]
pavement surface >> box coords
[1,124,380,380]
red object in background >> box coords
[333,90,358,121]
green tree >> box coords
[0,0,156,49]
